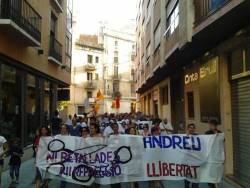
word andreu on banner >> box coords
[143,135,201,151]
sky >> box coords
[73,0,137,35]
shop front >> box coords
[0,54,69,146]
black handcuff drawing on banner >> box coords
[46,139,132,183]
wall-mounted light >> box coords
[37,48,43,55]
[61,65,66,69]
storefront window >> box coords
[44,80,51,126]
[0,64,21,140]
[26,74,37,145]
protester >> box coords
[90,123,102,137]
[78,116,88,128]
[205,119,222,135]
[59,124,70,188]
[8,138,23,184]
[141,124,150,136]
[159,118,173,135]
[151,126,161,136]
[60,124,70,136]
[205,119,222,188]
[34,126,50,188]
[68,119,82,136]
[103,121,124,137]
[128,127,137,135]
[184,124,199,188]
[51,110,62,136]
[65,115,72,126]
[111,123,120,135]
[81,127,90,138]
[0,134,8,187]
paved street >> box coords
[2,159,234,188]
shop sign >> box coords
[185,72,199,85]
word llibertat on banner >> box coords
[36,134,225,185]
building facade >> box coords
[69,34,105,115]
[135,0,250,187]
[99,26,137,114]
[0,0,72,146]
[69,24,136,115]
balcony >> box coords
[84,81,97,90]
[112,74,121,81]
[85,63,96,71]
[0,0,41,46]
[48,35,62,65]
[50,0,63,13]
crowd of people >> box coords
[0,110,222,188]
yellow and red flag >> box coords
[96,90,104,101]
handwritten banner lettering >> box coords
[36,134,225,185]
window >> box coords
[114,66,118,77]
[113,82,119,92]
[115,40,118,47]
[95,56,99,63]
[87,73,92,81]
[154,21,161,50]
[87,91,92,98]
[187,91,195,118]
[95,73,99,80]
[161,86,169,105]
[26,74,37,144]
[50,13,57,37]
[166,1,179,36]
[65,33,72,56]
[77,106,85,115]
[87,55,93,64]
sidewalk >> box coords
[2,159,234,188]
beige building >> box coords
[69,34,104,115]
[99,26,137,113]
[135,0,250,187]
[0,0,72,146]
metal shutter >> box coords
[231,76,250,187]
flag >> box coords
[96,90,104,101]
[111,100,116,108]
[94,103,100,112]
[115,97,120,109]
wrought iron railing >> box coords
[49,35,62,63]
[0,0,41,42]
[194,0,231,24]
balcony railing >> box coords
[85,63,96,71]
[84,81,97,90]
[0,0,42,43]
[194,0,231,24]
[49,35,62,64]
[112,74,121,81]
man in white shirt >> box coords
[159,118,173,135]
[0,135,7,186]
[103,122,125,137]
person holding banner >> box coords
[90,123,102,137]
[81,127,90,138]
[35,126,50,188]
[184,124,199,188]
[141,124,150,136]
[159,118,173,135]
[205,119,222,188]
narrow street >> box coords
[2,160,233,188]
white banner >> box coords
[36,134,225,186]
